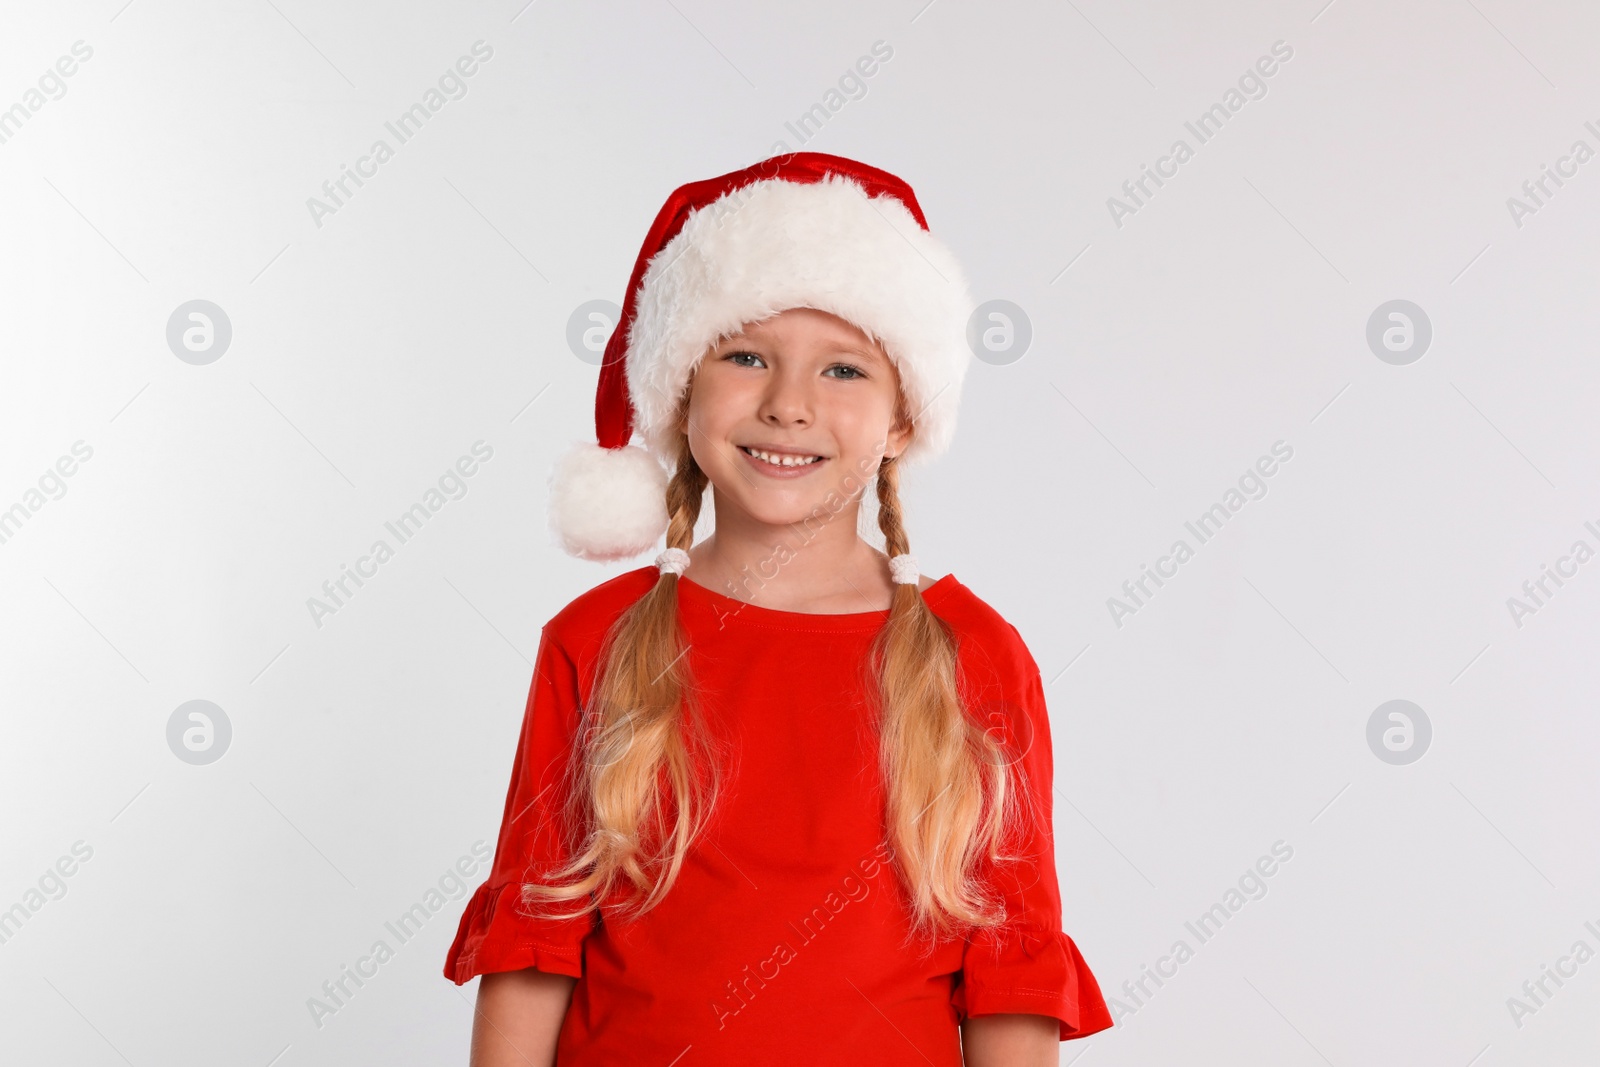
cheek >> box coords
[685,376,729,434]
[683,373,753,471]
[833,392,899,449]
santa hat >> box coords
[550,151,974,561]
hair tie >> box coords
[655,547,691,575]
[888,554,920,585]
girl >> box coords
[445,153,1113,1065]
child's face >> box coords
[680,307,912,530]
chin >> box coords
[740,496,826,527]
[716,481,839,525]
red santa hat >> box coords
[549,151,974,561]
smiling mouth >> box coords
[738,446,825,468]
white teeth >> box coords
[745,447,820,467]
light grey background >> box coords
[2,0,1596,1063]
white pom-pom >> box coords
[548,443,669,561]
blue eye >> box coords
[722,351,864,378]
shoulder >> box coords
[933,579,1054,772]
[927,576,1042,689]
[542,565,659,658]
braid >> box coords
[874,455,910,558]
[521,431,720,923]
[871,452,1019,941]
[664,437,709,553]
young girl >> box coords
[444,153,1113,1065]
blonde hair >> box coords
[523,432,1034,940]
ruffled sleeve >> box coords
[443,628,599,984]
[953,924,1113,1039]
[952,646,1114,1040]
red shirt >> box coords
[444,567,1113,1063]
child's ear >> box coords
[675,389,692,436]
[677,361,710,436]
[885,416,914,461]
[883,374,914,460]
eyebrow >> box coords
[838,343,889,367]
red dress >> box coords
[444,567,1113,1063]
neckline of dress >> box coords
[675,571,959,629]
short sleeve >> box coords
[443,628,599,984]
[951,651,1114,1040]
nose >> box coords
[757,363,813,428]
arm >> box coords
[470,969,578,1067]
[961,1013,1059,1066]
